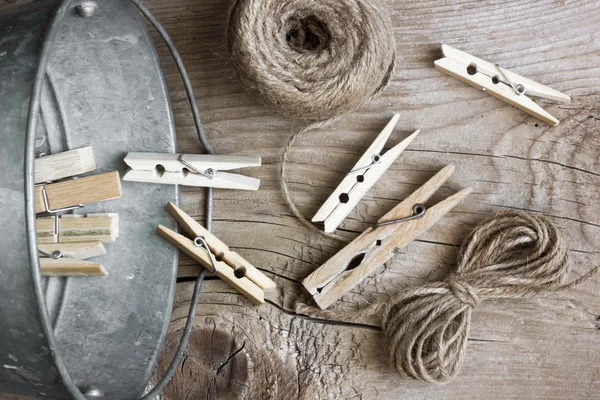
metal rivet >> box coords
[83,386,104,398]
[75,2,98,18]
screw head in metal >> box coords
[75,2,98,18]
[205,168,216,178]
[83,386,104,398]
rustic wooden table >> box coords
[3,0,600,399]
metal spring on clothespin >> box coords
[38,248,63,260]
[193,236,219,274]
[373,203,427,229]
[495,64,525,96]
[178,154,216,179]
[346,154,382,176]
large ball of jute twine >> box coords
[227,0,396,121]
[374,210,598,384]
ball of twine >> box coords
[378,211,598,384]
[226,0,396,121]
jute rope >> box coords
[227,0,396,240]
[227,0,395,121]
[373,210,598,384]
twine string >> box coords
[376,210,599,384]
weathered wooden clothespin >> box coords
[37,213,119,244]
[123,153,261,190]
[34,171,122,214]
[157,202,276,305]
[312,113,420,233]
[303,165,472,309]
[38,243,108,277]
[35,146,96,184]
[435,44,571,126]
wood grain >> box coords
[145,0,600,398]
[36,213,119,243]
[39,258,108,277]
[3,0,600,399]
[34,146,96,183]
[35,171,122,213]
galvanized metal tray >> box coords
[0,1,179,398]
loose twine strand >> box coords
[375,210,599,384]
[280,123,350,242]
[227,0,396,241]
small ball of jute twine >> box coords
[367,210,598,384]
[227,0,396,241]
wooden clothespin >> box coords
[312,114,420,233]
[123,153,261,190]
[434,44,571,126]
[157,202,276,305]
[35,171,122,214]
[37,213,119,244]
[35,146,96,184]
[303,165,472,309]
[38,242,108,277]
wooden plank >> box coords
[35,171,122,213]
[34,146,96,183]
[140,0,600,397]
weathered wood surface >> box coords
[148,0,600,398]
[3,0,600,399]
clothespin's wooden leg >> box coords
[39,259,108,276]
